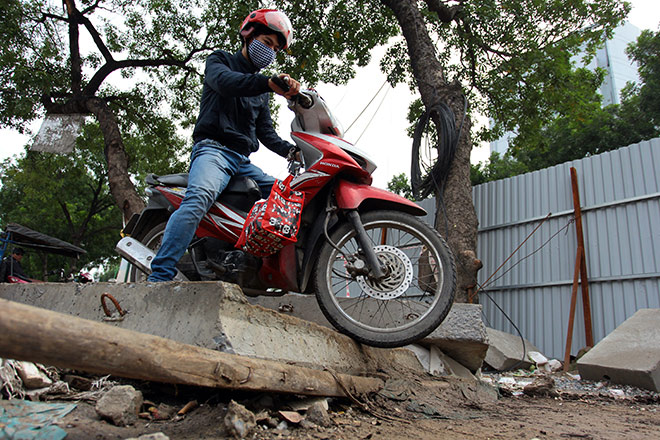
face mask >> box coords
[248,39,276,70]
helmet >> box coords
[239,9,293,50]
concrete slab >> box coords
[484,327,542,371]
[249,294,488,372]
[577,308,660,392]
[0,282,423,377]
[404,344,477,381]
[421,304,488,373]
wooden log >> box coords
[0,299,383,397]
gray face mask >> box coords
[248,39,276,70]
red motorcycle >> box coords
[117,82,456,347]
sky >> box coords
[1,0,658,189]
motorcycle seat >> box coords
[146,173,262,200]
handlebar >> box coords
[270,74,314,109]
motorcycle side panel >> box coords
[259,243,298,291]
[334,180,427,216]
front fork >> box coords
[345,210,386,280]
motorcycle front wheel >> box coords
[314,210,456,347]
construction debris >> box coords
[95,385,143,427]
[224,400,256,438]
[484,327,541,371]
[14,362,52,390]
[0,282,424,377]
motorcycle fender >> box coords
[122,189,173,238]
[334,180,427,216]
[122,205,170,239]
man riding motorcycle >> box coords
[148,9,301,282]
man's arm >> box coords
[204,52,271,97]
[255,99,293,158]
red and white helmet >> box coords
[239,9,293,50]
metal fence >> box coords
[419,137,660,360]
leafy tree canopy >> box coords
[379,0,629,141]
[507,27,660,176]
[0,123,126,278]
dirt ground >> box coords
[43,371,660,440]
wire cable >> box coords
[355,85,390,144]
[344,80,388,134]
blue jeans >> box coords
[148,139,276,281]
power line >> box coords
[355,85,390,144]
[344,80,388,134]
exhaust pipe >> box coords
[115,237,188,281]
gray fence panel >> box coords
[466,138,660,360]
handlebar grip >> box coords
[270,74,290,92]
[296,92,313,109]
[271,74,314,109]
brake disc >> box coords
[357,245,413,299]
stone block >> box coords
[95,385,143,426]
[577,308,660,392]
[484,327,541,371]
[250,295,489,373]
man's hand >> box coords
[269,73,301,99]
[287,147,302,163]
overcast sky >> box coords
[1,0,658,188]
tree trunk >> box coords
[382,0,481,302]
[0,299,384,397]
[85,98,145,221]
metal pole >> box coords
[570,167,594,348]
[564,246,582,371]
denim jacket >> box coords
[192,50,293,158]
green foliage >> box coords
[508,28,660,172]
[387,173,415,200]
[627,29,660,126]
[379,0,630,144]
[470,152,529,185]
[0,0,67,130]
[1,123,126,277]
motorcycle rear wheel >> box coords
[314,210,456,347]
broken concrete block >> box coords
[224,400,256,438]
[248,295,488,373]
[95,385,143,426]
[528,351,548,366]
[429,346,476,381]
[405,344,432,372]
[305,401,331,427]
[546,359,562,372]
[484,327,541,371]
[421,303,488,373]
[428,346,449,376]
[125,434,170,440]
[15,361,52,389]
[404,344,477,381]
[577,308,660,392]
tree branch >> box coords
[83,57,198,96]
[423,0,463,23]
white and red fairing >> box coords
[288,91,424,216]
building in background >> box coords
[490,22,642,156]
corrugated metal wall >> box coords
[421,138,660,359]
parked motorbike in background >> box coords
[117,78,456,347]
